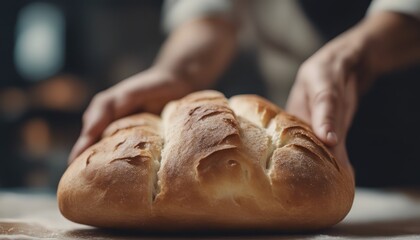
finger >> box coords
[68,135,96,164]
[286,83,311,125]
[310,89,339,146]
[68,94,114,163]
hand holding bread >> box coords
[68,66,193,162]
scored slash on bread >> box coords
[57,90,354,231]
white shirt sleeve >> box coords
[162,0,236,33]
[368,0,420,20]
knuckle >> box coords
[118,92,132,104]
[296,61,324,86]
[322,113,336,124]
[93,92,115,109]
[300,58,320,74]
[313,89,338,104]
[82,105,95,123]
[82,110,90,123]
[81,118,103,135]
[83,125,97,136]
[113,93,132,109]
[82,93,114,123]
[92,91,110,103]
[296,63,310,80]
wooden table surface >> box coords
[1,188,420,239]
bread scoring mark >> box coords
[262,116,282,174]
[189,104,235,121]
[222,118,237,128]
[106,126,138,137]
[281,126,340,172]
[85,150,96,167]
[113,140,126,151]
[152,141,163,203]
[152,155,161,202]
[109,156,148,166]
[107,126,156,138]
[217,133,239,146]
[196,148,253,199]
[198,110,224,121]
[152,132,165,203]
[229,98,281,174]
[296,133,338,170]
[286,144,324,163]
[265,137,276,171]
[227,159,238,167]
[135,141,149,150]
[257,105,278,128]
[188,106,201,116]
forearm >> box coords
[311,11,420,93]
[360,12,420,76]
[70,17,237,161]
[154,17,237,90]
[288,11,420,148]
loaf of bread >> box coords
[58,90,354,231]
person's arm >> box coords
[286,12,420,166]
[287,12,420,145]
[361,12,420,79]
[69,17,237,162]
[156,17,237,90]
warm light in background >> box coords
[30,76,89,111]
[20,118,51,159]
[0,1,167,189]
[0,87,28,120]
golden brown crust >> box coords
[58,90,355,231]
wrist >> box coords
[318,25,377,94]
[153,18,237,92]
[151,63,199,91]
[147,64,198,98]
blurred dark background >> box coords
[0,0,419,190]
[1,0,165,189]
[0,0,265,190]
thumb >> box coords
[311,90,339,146]
[68,135,97,163]
[68,94,114,163]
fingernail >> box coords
[326,131,338,145]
